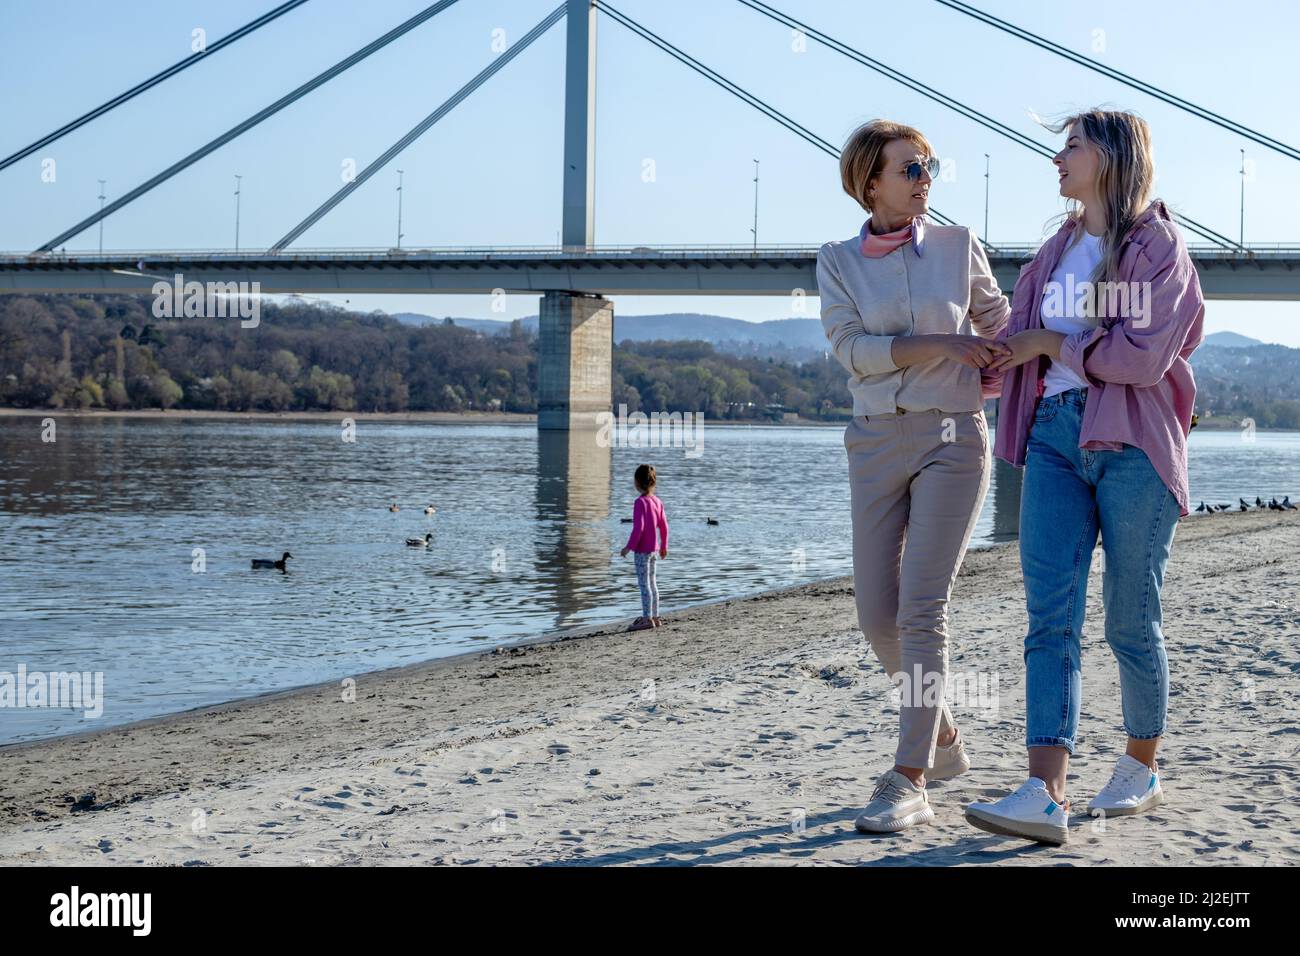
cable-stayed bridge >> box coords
[3,0,1297,429]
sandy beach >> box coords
[1,508,1297,866]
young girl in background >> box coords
[621,464,669,632]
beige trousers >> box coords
[845,408,990,769]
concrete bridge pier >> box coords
[537,289,612,430]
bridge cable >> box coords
[738,0,1055,160]
[592,1,963,230]
[34,0,463,253]
[933,0,1300,163]
[738,0,1242,250]
[269,3,567,252]
[1,0,312,174]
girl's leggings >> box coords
[634,551,659,618]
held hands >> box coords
[938,335,1013,370]
[986,329,1050,372]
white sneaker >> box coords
[855,770,935,833]
[1088,754,1164,817]
[965,777,1070,845]
[928,730,971,782]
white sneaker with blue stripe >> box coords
[964,777,1069,845]
[1088,754,1164,817]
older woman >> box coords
[818,119,1011,833]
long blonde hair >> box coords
[1043,109,1155,289]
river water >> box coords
[2,415,1296,743]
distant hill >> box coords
[1192,341,1300,427]
[1203,331,1265,348]
[394,314,1287,361]
[390,312,830,360]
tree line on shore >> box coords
[0,294,852,420]
[1,293,1296,427]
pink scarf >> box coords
[859,216,925,258]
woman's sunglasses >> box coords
[902,158,941,182]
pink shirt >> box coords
[625,494,669,553]
[987,200,1204,516]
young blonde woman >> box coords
[965,109,1205,844]
[818,119,1011,833]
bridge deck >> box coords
[1,245,1297,299]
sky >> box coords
[2,0,1298,344]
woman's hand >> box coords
[890,334,1010,369]
[659,547,668,559]
[987,329,1064,372]
[619,547,629,558]
[936,335,1012,370]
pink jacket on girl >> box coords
[625,494,669,554]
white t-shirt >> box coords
[1040,230,1103,397]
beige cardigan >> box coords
[817,221,1010,416]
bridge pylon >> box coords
[537,290,612,431]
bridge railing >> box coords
[1,244,827,260]
[4,243,1300,263]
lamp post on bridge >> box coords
[751,159,760,251]
[396,169,405,250]
[234,174,242,253]
[97,180,106,254]
[983,154,990,244]
[1239,148,1246,247]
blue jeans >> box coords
[1020,387,1181,753]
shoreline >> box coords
[0,407,536,425]
[0,406,1288,431]
[1,508,1297,865]
[0,568,865,754]
[0,407,848,427]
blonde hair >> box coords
[1043,109,1156,289]
[839,119,936,214]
